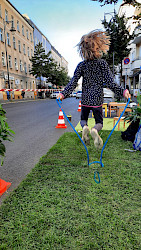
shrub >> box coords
[0,104,15,165]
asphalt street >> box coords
[0,97,81,204]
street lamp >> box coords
[3,19,16,89]
[103,6,116,76]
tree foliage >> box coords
[30,42,54,81]
[30,42,70,88]
[91,0,140,6]
[47,62,71,87]
[102,14,134,73]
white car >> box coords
[103,88,114,98]
[70,92,77,97]
[76,91,82,99]
[50,91,60,99]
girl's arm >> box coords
[100,60,130,99]
[57,62,83,100]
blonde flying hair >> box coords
[77,30,110,60]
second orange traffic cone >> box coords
[77,100,81,112]
[56,109,67,129]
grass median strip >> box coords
[0,131,140,249]
[75,118,129,132]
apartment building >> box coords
[132,26,141,92]
[51,45,68,71]
[61,56,68,73]
[23,14,52,88]
[0,0,35,90]
[23,14,68,88]
[118,2,141,94]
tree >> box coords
[91,0,141,6]
[47,62,71,87]
[102,14,134,78]
[30,42,71,89]
[30,42,53,88]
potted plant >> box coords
[124,94,141,124]
[121,94,141,143]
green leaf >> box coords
[0,143,6,156]
[8,129,15,134]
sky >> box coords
[10,0,123,77]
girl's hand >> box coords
[124,90,131,99]
[57,93,64,101]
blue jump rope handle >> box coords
[56,98,130,184]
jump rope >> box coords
[56,98,130,184]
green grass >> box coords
[0,131,140,249]
[75,118,129,131]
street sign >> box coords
[124,58,130,65]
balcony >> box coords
[133,27,141,44]
[131,57,141,71]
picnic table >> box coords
[108,102,128,117]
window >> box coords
[30,32,32,42]
[24,62,27,73]
[0,5,2,18]
[11,15,14,28]
[0,28,3,42]
[18,40,21,52]
[22,25,24,36]
[5,9,8,22]
[8,55,12,68]
[15,58,18,70]
[23,44,26,55]
[31,49,33,57]
[17,20,20,32]
[20,60,22,71]
[35,37,37,46]
[26,29,29,39]
[13,36,16,49]
[131,51,135,61]
[43,38,45,49]
[7,33,10,46]
[2,52,6,66]
[28,64,31,73]
[27,47,30,57]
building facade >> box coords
[23,14,68,88]
[0,0,35,90]
[51,45,68,72]
[0,0,69,95]
[61,56,68,72]
[23,14,52,88]
[118,2,141,94]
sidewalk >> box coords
[0,97,46,105]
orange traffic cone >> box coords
[56,109,67,129]
[77,100,81,112]
[0,178,11,197]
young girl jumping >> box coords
[57,30,130,149]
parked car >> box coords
[50,91,60,99]
[70,92,77,97]
[103,88,114,98]
[76,91,82,99]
